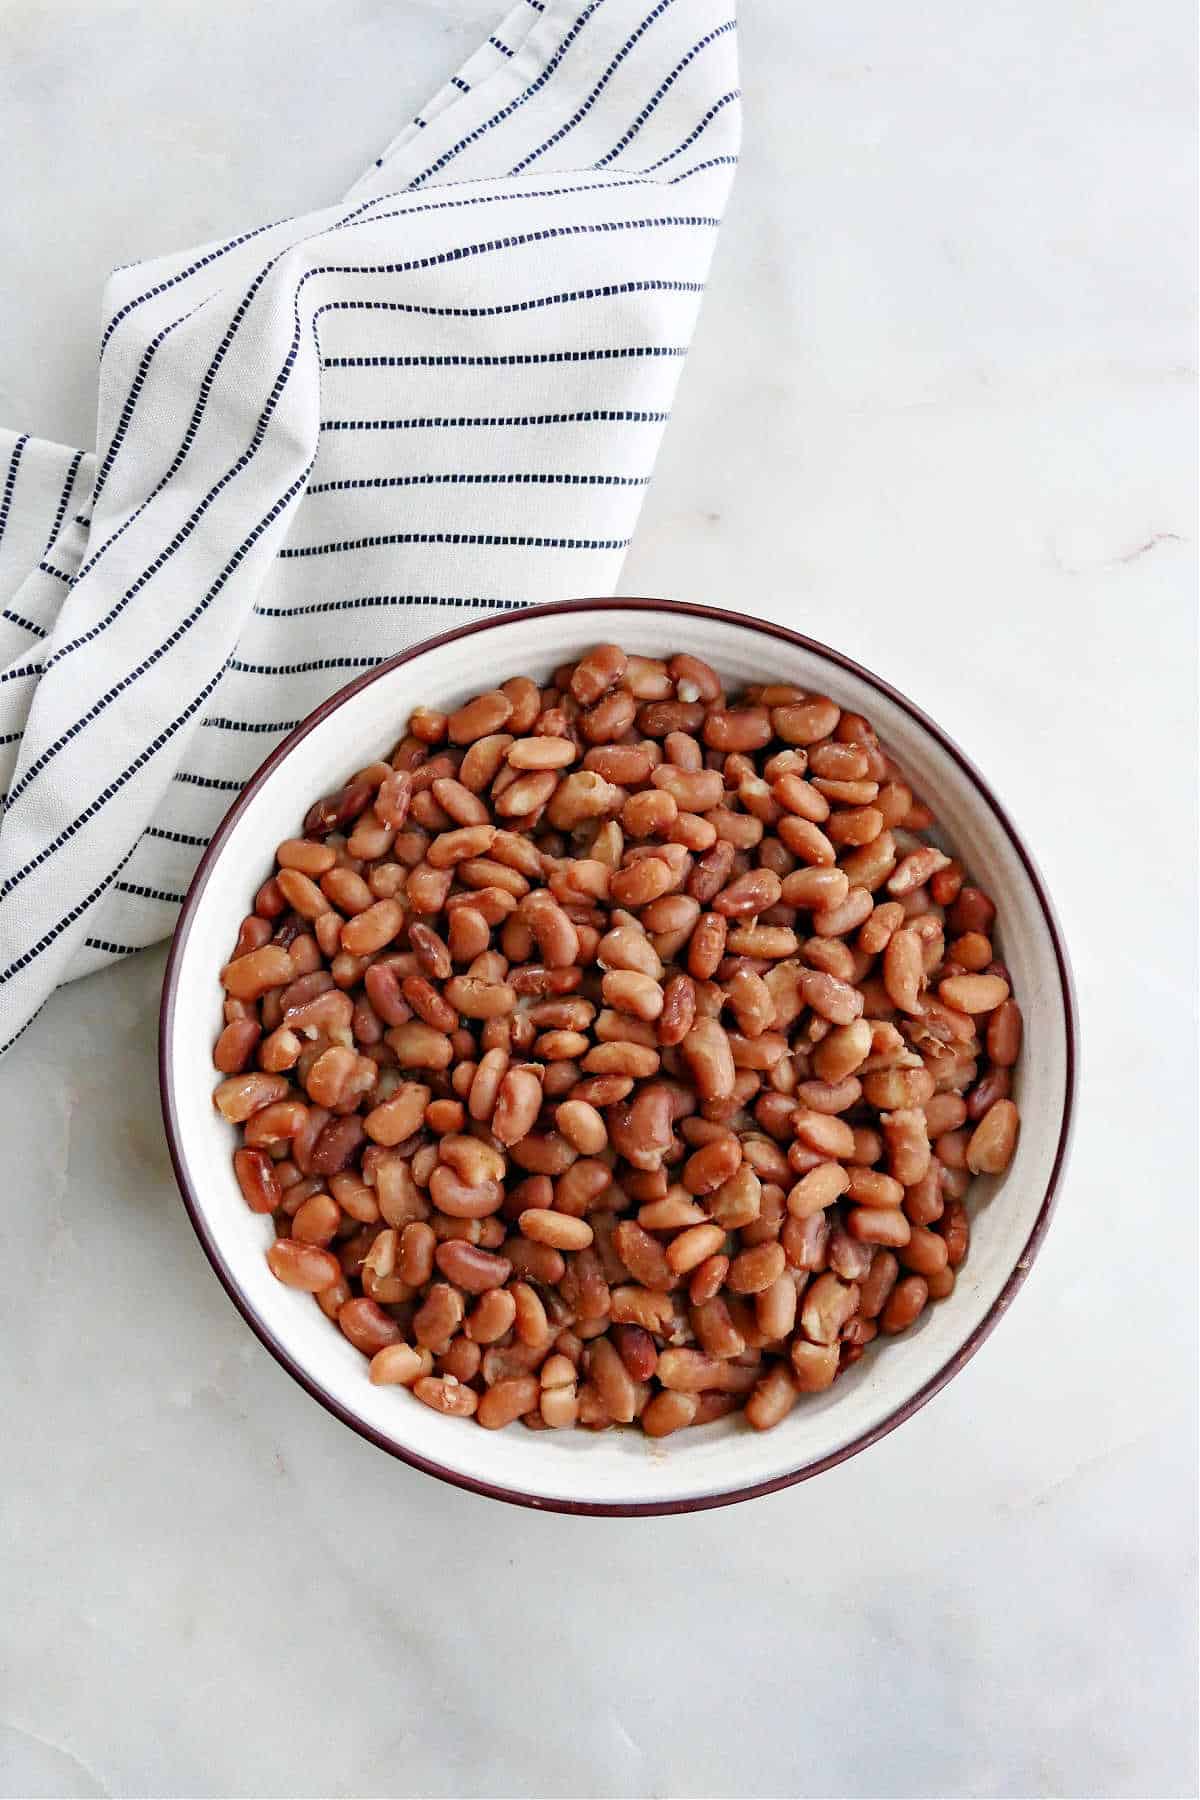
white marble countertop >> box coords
[2,4,1195,1797]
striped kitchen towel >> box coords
[0,0,739,1055]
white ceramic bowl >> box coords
[160,598,1076,1514]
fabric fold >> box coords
[0,0,739,1053]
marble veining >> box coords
[1,2,1194,1796]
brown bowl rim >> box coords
[159,596,1077,1516]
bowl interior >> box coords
[163,602,1071,1511]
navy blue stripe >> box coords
[7,461,309,812]
[408,0,605,190]
[253,593,522,619]
[0,730,23,746]
[316,275,704,323]
[668,153,738,185]
[636,90,740,173]
[38,563,72,585]
[1,661,230,899]
[1,611,48,639]
[85,938,142,957]
[116,881,186,905]
[42,451,86,557]
[202,716,301,734]
[0,1002,46,1056]
[144,824,211,847]
[229,654,380,676]
[594,21,736,169]
[174,770,244,792]
[509,0,677,175]
[1,661,41,685]
[323,345,687,369]
[451,76,471,92]
[349,162,729,256]
[0,837,139,984]
[304,471,649,496]
[314,214,717,282]
[319,408,670,432]
[278,530,630,560]
[91,299,210,509]
[489,35,514,59]
[350,170,679,235]
[0,436,28,547]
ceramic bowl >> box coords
[160,598,1076,1513]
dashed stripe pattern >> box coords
[0,0,739,1048]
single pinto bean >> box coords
[234,1148,281,1214]
[414,1375,478,1418]
[491,1069,545,1145]
[883,1108,932,1187]
[888,846,951,897]
[570,643,627,705]
[727,1240,786,1294]
[801,969,864,1025]
[434,1240,512,1293]
[987,1000,1023,1066]
[476,1375,540,1429]
[883,928,926,1014]
[745,1364,799,1429]
[668,652,721,701]
[713,868,782,918]
[666,1222,727,1275]
[772,697,841,744]
[214,1018,262,1074]
[642,1391,699,1436]
[787,1162,850,1218]
[519,1210,594,1251]
[340,899,403,956]
[812,1018,872,1083]
[213,1072,290,1123]
[339,1298,405,1355]
[790,1339,840,1391]
[680,1018,736,1100]
[613,1221,674,1291]
[800,1272,859,1344]
[682,1134,742,1194]
[812,886,874,938]
[447,690,513,744]
[602,969,664,1022]
[966,1099,1020,1173]
[880,1275,929,1333]
[859,1250,900,1319]
[703,706,772,753]
[368,1343,431,1387]
[847,1206,911,1247]
[939,972,1010,1014]
[221,945,293,1000]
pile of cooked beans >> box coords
[213,644,1022,1437]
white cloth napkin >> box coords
[0,0,739,1054]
